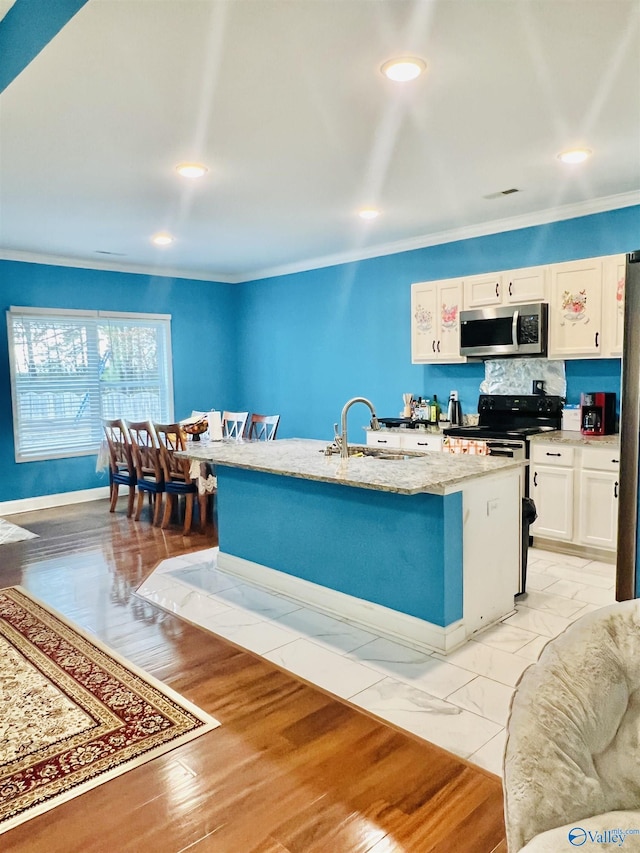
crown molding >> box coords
[1,190,638,285]
[240,190,640,283]
[0,250,237,284]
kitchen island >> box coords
[182,438,524,653]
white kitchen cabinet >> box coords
[578,446,620,550]
[411,279,466,363]
[530,443,575,541]
[530,440,620,554]
[398,432,443,452]
[365,430,442,452]
[548,257,604,358]
[463,266,547,308]
[602,253,626,358]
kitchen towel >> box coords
[208,410,223,441]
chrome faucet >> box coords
[338,396,380,459]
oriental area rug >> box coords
[0,586,220,835]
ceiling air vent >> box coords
[483,188,520,200]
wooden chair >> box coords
[127,420,165,525]
[154,422,206,534]
[102,418,136,516]
[222,411,249,439]
[247,413,280,441]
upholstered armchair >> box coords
[503,599,640,852]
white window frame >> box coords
[7,306,174,463]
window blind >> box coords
[7,307,173,462]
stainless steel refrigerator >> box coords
[617,250,640,600]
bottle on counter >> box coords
[429,394,441,425]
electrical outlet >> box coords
[487,499,499,516]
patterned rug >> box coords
[0,587,220,835]
[0,519,38,545]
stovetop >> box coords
[444,393,563,440]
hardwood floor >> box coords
[0,501,507,853]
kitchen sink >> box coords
[346,445,426,460]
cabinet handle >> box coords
[508,281,513,296]
[595,331,599,348]
[496,282,500,298]
[545,452,562,457]
[432,340,436,352]
[437,340,441,353]
[612,458,620,464]
[376,439,388,444]
[614,481,619,498]
[417,441,429,446]
[533,472,538,487]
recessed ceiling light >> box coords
[557,148,592,164]
[359,208,381,220]
[381,57,426,82]
[176,162,208,178]
[151,232,174,246]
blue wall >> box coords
[236,206,640,440]
[217,466,464,626]
[2,204,639,502]
[0,261,238,501]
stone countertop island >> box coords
[181,438,523,654]
[181,437,523,496]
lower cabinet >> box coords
[578,448,620,550]
[530,445,575,541]
[365,430,443,452]
[530,441,620,553]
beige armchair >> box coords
[503,599,640,852]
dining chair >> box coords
[102,418,136,517]
[247,413,280,441]
[154,422,207,534]
[126,420,165,525]
[222,411,249,440]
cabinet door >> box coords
[548,258,604,358]
[463,272,502,308]
[411,282,438,362]
[400,432,443,452]
[531,464,574,541]
[504,266,547,304]
[602,254,625,358]
[578,469,619,550]
[366,431,401,450]
[437,279,465,362]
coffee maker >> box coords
[580,392,617,435]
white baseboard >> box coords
[217,550,468,655]
[0,487,110,517]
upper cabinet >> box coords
[548,255,625,359]
[411,253,625,363]
[463,266,547,309]
[411,278,466,363]
[602,254,626,358]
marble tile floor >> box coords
[136,546,616,777]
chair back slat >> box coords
[154,423,192,483]
[248,413,280,441]
[103,418,134,472]
[222,411,249,439]
[126,421,163,481]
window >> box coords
[7,307,173,462]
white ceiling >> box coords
[1,0,639,283]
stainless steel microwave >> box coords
[459,302,548,358]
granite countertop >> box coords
[178,437,523,496]
[529,430,621,448]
